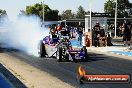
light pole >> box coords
[114,0,117,38]
[89,2,92,32]
[87,0,92,32]
[42,0,44,24]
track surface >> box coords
[1,48,132,88]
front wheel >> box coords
[56,47,62,62]
[83,46,88,61]
[65,53,69,61]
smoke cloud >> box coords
[0,15,49,57]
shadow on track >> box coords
[0,47,19,53]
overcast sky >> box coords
[0,0,132,20]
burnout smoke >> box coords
[0,15,49,56]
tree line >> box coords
[24,3,86,21]
[104,0,132,18]
[0,0,132,21]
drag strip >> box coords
[4,49,132,88]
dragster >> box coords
[38,25,88,62]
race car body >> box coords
[38,27,88,62]
[56,30,88,62]
[38,35,58,57]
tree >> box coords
[58,15,62,20]
[104,0,132,17]
[18,10,26,17]
[0,9,7,17]
[25,3,59,21]
[61,10,75,20]
[76,6,85,19]
[0,9,7,25]
[104,0,115,16]
[44,9,59,21]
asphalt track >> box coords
[1,48,132,88]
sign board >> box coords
[92,13,112,17]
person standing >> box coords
[77,25,83,44]
[93,22,101,47]
[123,20,132,46]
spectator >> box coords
[123,20,132,46]
[77,25,83,43]
[93,22,101,47]
[119,25,124,37]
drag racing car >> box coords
[56,29,88,62]
[38,28,88,62]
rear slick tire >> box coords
[83,46,88,61]
[40,41,46,57]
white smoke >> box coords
[0,15,49,56]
